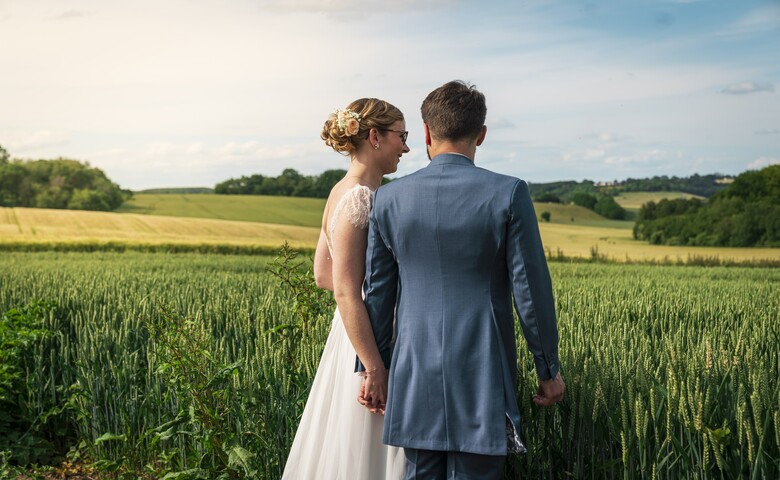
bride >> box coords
[282,98,410,479]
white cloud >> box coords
[604,149,678,166]
[0,0,777,188]
[214,142,299,159]
[93,148,127,157]
[721,4,780,36]
[145,142,204,157]
[579,133,629,146]
[489,119,517,130]
[747,157,779,170]
[53,9,93,20]
[88,139,332,189]
[721,82,775,95]
[0,130,69,154]
[137,140,327,171]
[584,149,606,159]
[263,0,460,13]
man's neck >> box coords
[428,141,476,161]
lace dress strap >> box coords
[325,184,373,255]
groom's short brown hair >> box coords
[421,80,486,142]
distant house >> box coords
[714,177,735,184]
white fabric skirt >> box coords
[282,308,405,479]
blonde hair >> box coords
[321,98,404,155]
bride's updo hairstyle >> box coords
[321,98,404,155]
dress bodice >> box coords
[325,184,373,257]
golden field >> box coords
[0,207,319,249]
[613,190,704,210]
[2,204,778,263]
[538,221,780,262]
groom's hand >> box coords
[358,382,385,415]
[533,372,565,407]
[357,370,388,415]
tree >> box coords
[0,157,126,211]
[633,164,780,247]
[0,162,33,206]
[593,196,626,220]
[275,169,303,196]
[0,144,9,164]
[215,169,349,199]
[535,193,561,203]
[572,192,597,210]
[68,189,111,211]
[312,169,347,197]
[541,211,551,222]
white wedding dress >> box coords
[282,185,405,479]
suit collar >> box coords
[428,153,475,167]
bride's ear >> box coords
[368,128,380,148]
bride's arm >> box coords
[313,230,333,291]
[330,213,387,407]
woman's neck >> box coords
[346,161,382,190]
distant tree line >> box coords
[633,165,780,247]
[532,183,627,220]
[529,180,596,203]
[571,192,627,220]
[611,173,730,197]
[0,146,128,211]
[137,187,214,194]
[529,173,730,202]
[215,169,392,198]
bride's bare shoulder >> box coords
[324,180,372,231]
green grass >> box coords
[135,187,214,194]
[117,193,326,227]
[120,193,634,230]
[1,252,778,478]
[534,202,634,229]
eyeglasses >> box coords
[381,129,409,144]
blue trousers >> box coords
[404,448,506,480]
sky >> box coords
[1,0,779,190]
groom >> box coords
[359,80,565,479]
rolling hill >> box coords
[0,206,318,249]
[613,191,705,211]
[2,202,778,263]
[119,193,631,229]
[116,193,325,227]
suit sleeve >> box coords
[356,191,398,371]
[506,180,560,380]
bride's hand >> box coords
[358,368,388,415]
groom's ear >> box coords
[475,125,487,146]
[423,123,432,146]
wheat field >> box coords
[3,205,778,263]
[613,191,705,210]
[1,251,777,478]
[0,207,319,249]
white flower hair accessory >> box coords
[332,109,362,137]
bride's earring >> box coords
[374,143,380,149]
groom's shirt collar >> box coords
[429,153,475,167]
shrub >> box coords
[0,300,74,466]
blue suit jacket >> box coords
[363,153,559,456]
